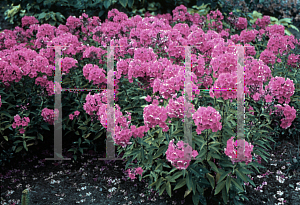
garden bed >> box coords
[1,127,299,205]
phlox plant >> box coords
[0,5,300,205]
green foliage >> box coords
[2,0,159,29]
[0,137,15,167]
[115,86,275,204]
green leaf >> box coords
[154,163,163,173]
[104,0,111,9]
[156,177,164,190]
[37,133,43,141]
[128,0,134,8]
[285,29,292,36]
[206,173,215,190]
[15,146,23,153]
[166,181,171,197]
[55,13,65,22]
[278,18,292,24]
[0,111,12,118]
[119,0,128,8]
[68,148,77,153]
[214,180,225,195]
[23,141,28,151]
[75,131,80,135]
[207,160,219,173]
[196,150,206,161]
[24,136,36,140]
[289,25,300,32]
[231,178,244,192]
[41,124,50,131]
[51,13,56,21]
[13,140,23,144]
[192,194,200,205]
[189,167,201,178]
[226,176,231,194]
[149,176,157,187]
[159,183,166,196]
[99,10,105,17]
[92,123,101,131]
[222,186,229,204]
[174,178,186,190]
[217,170,231,184]
[238,167,254,175]
[45,13,51,21]
[170,171,183,182]
[39,12,46,19]
[235,169,248,182]
[186,172,193,191]
[209,151,222,159]
[78,147,84,155]
[153,144,167,159]
[78,125,87,130]
[3,136,8,141]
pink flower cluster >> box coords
[41,108,59,125]
[126,167,144,180]
[235,17,248,30]
[239,29,259,43]
[35,75,55,96]
[206,9,224,33]
[61,57,78,75]
[287,53,300,68]
[69,111,80,120]
[244,56,272,97]
[172,5,193,23]
[21,16,39,28]
[224,136,254,165]
[192,106,222,135]
[83,91,108,116]
[266,33,297,56]
[83,90,148,147]
[265,24,285,38]
[143,104,169,132]
[12,114,30,134]
[264,76,295,104]
[82,45,107,65]
[166,95,196,119]
[97,104,134,147]
[247,105,255,116]
[16,103,29,111]
[209,72,237,100]
[165,139,199,170]
[272,104,297,129]
[259,49,276,65]
[252,16,271,30]
[130,125,149,139]
[82,64,107,86]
